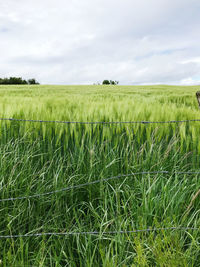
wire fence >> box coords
[1,117,200,240]
[1,171,200,202]
[1,117,200,125]
[0,227,199,239]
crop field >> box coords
[0,84,200,266]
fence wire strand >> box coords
[1,117,200,125]
[1,171,200,202]
[1,118,200,242]
[0,227,198,239]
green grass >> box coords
[0,85,200,266]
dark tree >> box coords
[28,78,39,85]
[102,80,119,85]
[9,77,28,84]
[102,80,110,85]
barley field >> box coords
[0,85,200,266]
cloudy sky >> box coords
[0,0,200,85]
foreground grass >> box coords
[0,85,199,266]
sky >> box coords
[0,0,200,85]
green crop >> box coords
[0,85,199,266]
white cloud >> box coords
[0,0,200,84]
[181,58,200,64]
[180,78,200,85]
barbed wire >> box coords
[1,117,200,125]
[0,227,198,239]
[1,171,200,202]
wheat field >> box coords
[0,84,200,266]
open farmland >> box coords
[0,84,200,266]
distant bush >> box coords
[102,80,110,85]
[102,80,119,85]
[27,78,40,85]
[0,77,40,85]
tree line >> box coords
[0,77,40,85]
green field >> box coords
[0,85,200,266]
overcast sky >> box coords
[0,0,200,85]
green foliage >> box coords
[102,79,110,85]
[102,80,119,85]
[0,77,28,85]
[0,77,39,85]
[28,78,40,85]
[0,84,199,266]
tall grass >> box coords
[0,85,200,266]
